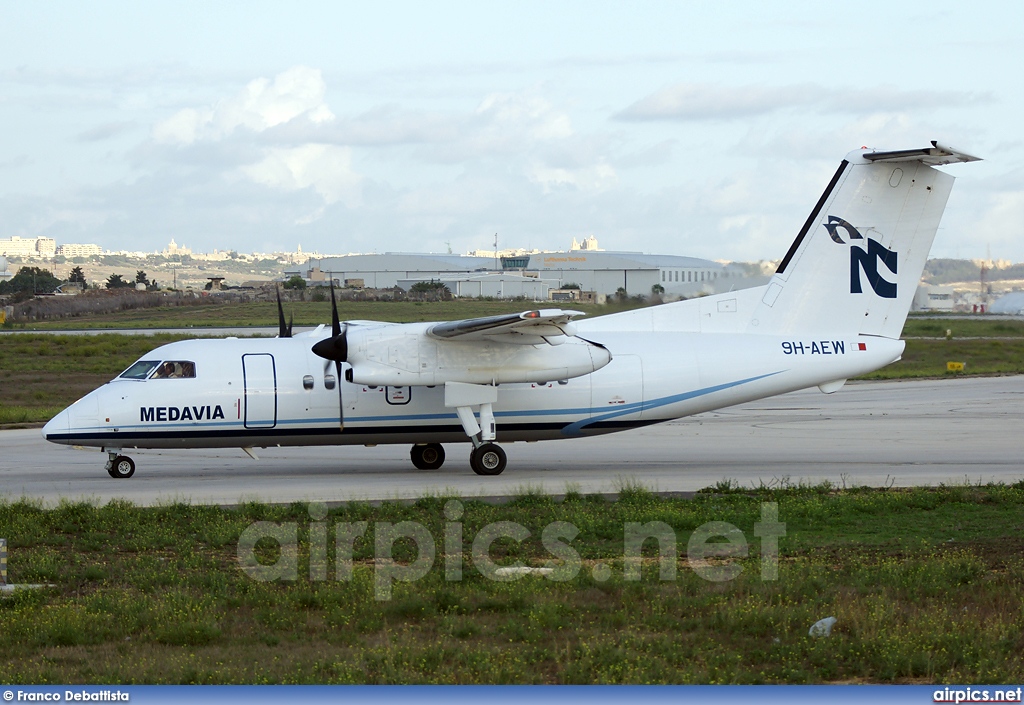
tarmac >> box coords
[1,376,1021,506]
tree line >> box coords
[1,266,160,301]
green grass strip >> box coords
[1,484,1023,684]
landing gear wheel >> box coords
[470,443,506,476]
[410,443,445,470]
[109,455,135,479]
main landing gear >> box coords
[443,382,509,476]
[105,451,136,479]
[470,443,506,476]
[410,443,446,470]
[408,442,507,475]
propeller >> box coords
[311,281,347,429]
[275,285,293,338]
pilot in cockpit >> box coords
[153,362,177,379]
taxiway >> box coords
[1,376,1021,506]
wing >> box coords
[427,308,585,345]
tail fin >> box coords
[755,141,979,338]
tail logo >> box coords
[825,216,898,299]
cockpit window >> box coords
[120,360,161,379]
[151,361,197,379]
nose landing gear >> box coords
[105,451,136,479]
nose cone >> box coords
[42,407,70,444]
[42,387,100,445]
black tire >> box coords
[410,443,445,470]
[470,443,506,476]
[110,455,135,479]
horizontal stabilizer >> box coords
[862,140,981,165]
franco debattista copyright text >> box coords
[3,692,129,702]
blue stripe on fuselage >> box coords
[58,372,781,439]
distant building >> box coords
[56,243,102,258]
[292,249,757,299]
[569,235,602,251]
[396,272,556,300]
[36,237,56,257]
[291,253,496,290]
[525,250,732,298]
[0,236,56,258]
[163,239,192,257]
[549,288,605,304]
[912,284,955,312]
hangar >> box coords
[288,249,761,299]
[990,291,1024,315]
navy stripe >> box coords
[775,159,849,275]
[47,372,781,445]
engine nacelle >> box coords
[343,323,611,386]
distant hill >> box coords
[923,258,1024,285]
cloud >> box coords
[974,189,1024,254]
[263,105,462,147]
[240,144,361,208]
[475,92,572,141]
[529,162,616,192]
[614,140,676,168]
[616,83,991,122]
[152,66,334,145]
[77,121,137,142]
[0,154,31,170]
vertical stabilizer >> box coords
[754,142,979,338]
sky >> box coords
[1,1,1022,263]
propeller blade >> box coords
[335,360,344,430]
[329,280,340,338]
[275,285,292,338]
[313,281,348,361]
[320,280,345,430]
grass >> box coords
[903,317,1024,339]
[0,334,191,425]
[1,485,1023,683]
[858,338,1024,379]
[858,316,1024,379]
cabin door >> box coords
[242,353,277,429]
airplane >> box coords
[42,141,979,478]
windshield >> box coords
[119,360,161,379]
[118,360,197,380]
[152,361,196,379]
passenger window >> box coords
[151,361,197,379]
[324,374,336,390]
[303,375,314,390]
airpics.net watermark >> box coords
[236,500,785,600]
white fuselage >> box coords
[42,323,903,451]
